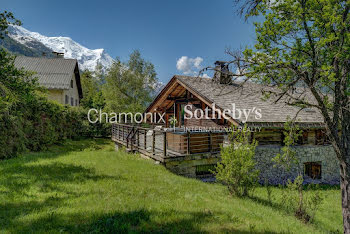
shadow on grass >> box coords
[5,209,281,234]
[18,138,111,162]
[0,138,124,232]
[246,191,341,234]
[0,162,123,195]
[0,162,124,231]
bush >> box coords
[214,126,259,197]
[282,175,323,223]
[0,87,110,159]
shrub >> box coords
[282,175,323,223]
[214,126,259,197]
[0,87,110,159]
[273,121,324,223]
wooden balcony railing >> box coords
[111,123,226,161]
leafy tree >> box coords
[0,11,106,157]
[0,11,21,39]
[214,126,259,197]
[220,0,350,230]
[80,70,105,109]
[103,50,159,114]
[273,121,323,223]
[272,120,302,173]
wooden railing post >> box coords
[163,131,167,157]
[144,129,147,150]
[137,129,140,150]
[187,131,190,155]
[130,129,133,152]
[152,130,155,155]
[126,127,129,148]
[209,131,212,153]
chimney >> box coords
[52,52,64,58]
[213,61,231,84]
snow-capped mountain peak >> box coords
[7,25,114,71]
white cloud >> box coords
[200,73,210,78]
[235,68,246,81]
[192,57,203,69]
[176,56,204,75]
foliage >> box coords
[104,50,159,113]
[271,120,323,223]
[282,176,324,223]
[0,10,21,39]
[169,116,178,127]
[214,126,259,197]
[228,0,349,225]
[79,69,110,137]
[0,39,106,158]
[272,120,303,172]
[0,139,342,233]
[231,0,350,167]
[80,70,102,109]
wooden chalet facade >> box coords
[145,75,329,147]
[112,71,338,183]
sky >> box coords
[2,0,257,83]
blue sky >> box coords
[2,0,257,83]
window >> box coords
[65,95,69,105]
[296,131,309,145]
[75,99,78,106]
[315,130,330,145]
[71,79,73,88]
[304,162,322,179]
[71,97,74,106]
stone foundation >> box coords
[255,145,339,185]
[164,153,220,178]
[163,146,340,184]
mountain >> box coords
[3,25,114,71]
[0,34,54,57]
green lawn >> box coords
[0,139,342,233]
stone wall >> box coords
[164,153,220,178]
[255,145,339,185]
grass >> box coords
[0,139,342,233]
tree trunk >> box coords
[340,161,350,234]
[341,108,350,233]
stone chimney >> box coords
[52,52,64,58]
[213,61,231,84]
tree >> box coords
[214,126,259,197]
[0,11,21,39]
[273,121,323,223]
[80,70,105,109]
[103,50,159,114]
[221,0,350,231]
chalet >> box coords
[14,55,83,106]
[112,62,339,184]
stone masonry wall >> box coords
[255,145,339,185]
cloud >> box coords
[176,56,204,75]
[235,68,246,81]
[200,73,210,78]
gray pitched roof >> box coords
[175,75,324,126]
[14,56,78,90]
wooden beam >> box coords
[176,79,240,126]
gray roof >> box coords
[14,56,79,90]
[175,75,324,126]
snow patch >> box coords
[7,25,114,71]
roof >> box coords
[14,56,83,98]
[147,75,324,127]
